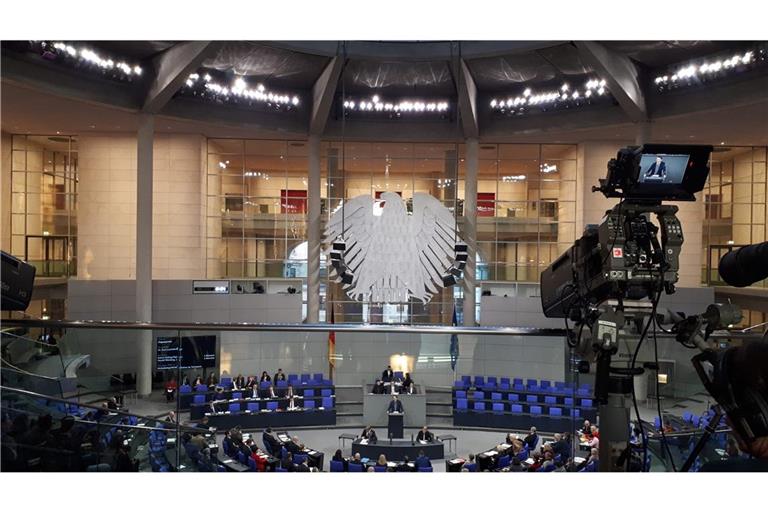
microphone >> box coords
[718,241,768,287]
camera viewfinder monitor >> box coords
[638,153,690,185]
[628,144,712,201]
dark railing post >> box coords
[176,328,182,470]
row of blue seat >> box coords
[456,399,583,417]
[454,378,592,394]
[208,398,335,413]
[191,388,334,403]
[329,461,433,472]
[181,379,333,394]
[454,391,594,408]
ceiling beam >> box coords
[309,56,344,136]
[574,41,648,123]
[457,58,479,139]
[142,41,218,114]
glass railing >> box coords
[646,424,733,472]
[1,385,214,472]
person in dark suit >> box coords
[387,395,404,414]
[332,449,348,471]
[645,156,667,180]
[206,373,217,389]
[382,366,394,383]
[262,428,280,455]
[416,425,434,443]
[245,376,257,389]
[273,369,286,382]
[295,459,311,472]
[401,373,414,394]
[234,374,246,390]
[360,425,378,443]
[371,379,385,394]
[524,426,539,451]
[259,371,271,383]
[284,435,303,454]
[415,450,431,469]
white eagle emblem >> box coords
[324,191,465,304]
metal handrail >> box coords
[2,317,762,341]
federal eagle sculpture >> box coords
[324,191,465,304]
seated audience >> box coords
[371,379,386,394]
[376,454,388,467]
[274,369,286,382]
[234,374,246,390]
[260,371,271,383]
[524,426,539,451]
[415,450,431,468]
[462,453,475,471]
[508,456,524,472]
[332,448,348,471]
[193,375,203,386]
[284,435,303,454]
[245,375,257,389]
[401,372,415,394]
[262,428,280,455]
[206,373,217,389]
[266,385,278,399]
[164,377,177,402]
[360,425,378,443]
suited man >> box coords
[360,425,378,443]
[262,428,280,455]
[524,426,540,452]
[284,435,303,454]
[382,366,394,383]
[371,379,385,394]
[415,450,431,469]
[645,156,666,180]
[416,425,434,443]
[273,369,286,382]
[387,395,404,414]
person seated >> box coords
[505,432,517,445]
[234,374,246,390]
[551,433,568,458]
[415,450,431,469]
[351,452,363,466]
[279,451,295,472]
[295,459,311,472]
[206,373,217,389]
[165,411,177,424]
[590,425,600,439]
[245,376,257,389]
[287,395,298,410]
[387,395,404,413]
[332,449,348,471]
[376,454,388,467]
[416,425,435,443]
[266,385,278,399]
[508,456,524,472]
[381,365,394,383]
[284,435,303,454]
[250,384,260,399]
[181,375,190,386]
[462,453,475,471]
[222,430,239,458]
[580,420,592,440]
[285,384,295,398]
[360,425,378,443]
[259,371,271,383]
[580,448,599,472]
[397,455,415,472]
[213,386,226,401]
[401,372,415,394]
[273,368,286,382]
[164,377,177,403]
[371,379,386,394]
[193,375,203,387]
[523,426,539,452]
[588,428,600,449]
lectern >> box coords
[387,411,404,439]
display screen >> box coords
[156,335,217,370]
[637,153,690,185]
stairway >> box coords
[426,387,454,428]
[335,385,364,426]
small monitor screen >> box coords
[637,153,690,185]
[156,335,217,370]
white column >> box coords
[307,135,321,323]
[463,138,478,326]
[136,114,154,397]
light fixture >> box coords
[501,175,527,182]
[490,77,610,115]
[540,163,557,174]
[343,94,450,116]
[184,72,301,110]
[41,42,143,79]
[653,46,765,92]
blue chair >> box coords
[691,415,700,428]
[456,398,468,410]
[322,397,334,409]
[554,381,566,390]
[513,378,523,386]
[492,402,504,413]
[474,401,486,411]
[238,452,247,465]
[461,375,471,385]
[195,384,207,392]
[293,454,308,465]
[267,401,278,411]
[417,466,433,472]
[491,392,502,401]
[544,395,557,404]
[304,400,316,409]
[180,385,192,394]
[540,380,551,390]
[564,397,574,406]
[247,402,259,412]
[394,371,404,380]
[288,374,298,383]
[281,447,289,460]
[321,388,332,397]
[453,380,466,389]
[682,411,692,423]
[498,380,511,391]
[571,408,582,419]
[301,374,311,383]
[581,399,593,408]
[348,463,363,472]
[220,377,233,388]
[526,395,539,403]
[511,404,523,414]
[474,376,485,387]
[260,381,271,390]
[304,389,315,397]
[232,392,243,400]
[508,393,519,402]
[248,458,258,472]
[193,394,206,404]
[498,455,511,468]
[455,390,467,399]
[500,377,510,387]
[276,467,288,472]
[487,377,498,387]
[330,460,345,472]
[374,465,387,472]
[313,373,324,383]
[518,448,529,460]
[465,463,477,472]
[526,379,538,388]
[228,403,240,413]
[577,388,591,397]
[550,407,563,416]
[473,391,484,400]
[276,380,288,388]
[530,405,543,415]
[513,383,525,392]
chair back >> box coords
[498,455,511,468]
[511,404,523,414]
[321,388,332,397]
[330,460,345,472]
[180,385,192,393]
[293,454,308,465]
[304,389,315,397]
[374,465,387,472]
[491,392,502,401]
[473,391,484,400]
[232,392,243,399]
[322,397,333,409]
[193,394,206,404]
[492,402,504,413]
[267,401,278,411]
[313,373,324,382]
[228,403,240,413]
[247,402,259,412]
[417,466,433,472]
[348,463,363,472]
[549,407,563,416]
[473,401,486,411]
[304,400,316,409]
[530,405,543,415]
[526,395,539,403]
[455,390,467,399]
[456,398,468,410]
